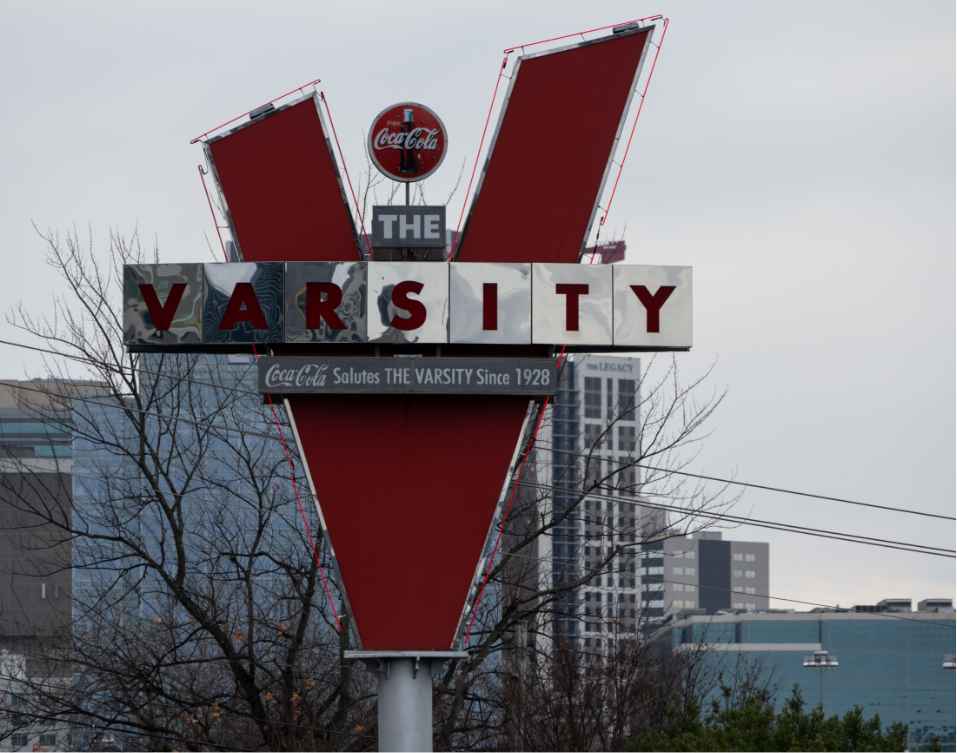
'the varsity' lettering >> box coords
[139,283,186,331]
[482,283,498,331]
[555,283,589,332]
[630,285,675,333]
[390,280,427,330]
[305,282,346,330]
[219,283,268,330]
[124,262,693,349]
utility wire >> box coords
[3,372,952,560]
[523,448,954,557]
[516,480,955,558]
[4,335,952,524]
[534,440,955,522]
[3,343,953,558]
[0,336,264,401]
[510,549,956,630]
[6,335,952,522]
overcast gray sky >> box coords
[2,0,954,609]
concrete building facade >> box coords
[0,382,74,644]
[531,354,772,652]
[643,532,770,617]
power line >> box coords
[0,336,264,401]
[535,440,955,522]
[503,551,956,630]
[5,374,953,561]
[516,480,955,558]
[4,341,953,559]
[5,335,952,524]
[659,578,956,630]
[5,351,953,634]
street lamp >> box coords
[802,649,839,709]
[943,654,956,670]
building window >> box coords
[733,569,743,578]
[618,379,636,417]
[11,734,28,749]
[617,425,636,453]
[745,570,756,579]
[584,457,602,488]
[41,582,46,599]
[745,553,756,562]
[39,734,57,746]
[672,567,684,576]
[584,378,602,418]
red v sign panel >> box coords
[203,26,652,650]
[456,28,651,264]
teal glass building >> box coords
[666,605,956,751]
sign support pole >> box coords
[345,651,467,751]
[377,658,433,752]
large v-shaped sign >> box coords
[203,27,652,650]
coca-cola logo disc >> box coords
[367,102,447,182]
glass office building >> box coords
[665,602,956,751]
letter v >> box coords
[139,283,187,330]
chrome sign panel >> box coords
[284,262,366,343]
[613,265,693,348]
[531,264,613,346]
[366,261,449,344]
[123,262,692,351]
[449,262,531,344]
[123,263,204,346]
[203,262,284,343]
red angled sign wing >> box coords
[205,96,360,262]
[457,28,651,263]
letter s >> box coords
[390,280,427,330]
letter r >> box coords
[305,282,346,329]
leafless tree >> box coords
[428,352,738,750]
[0,229,378,751]
[1,226,736,752]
